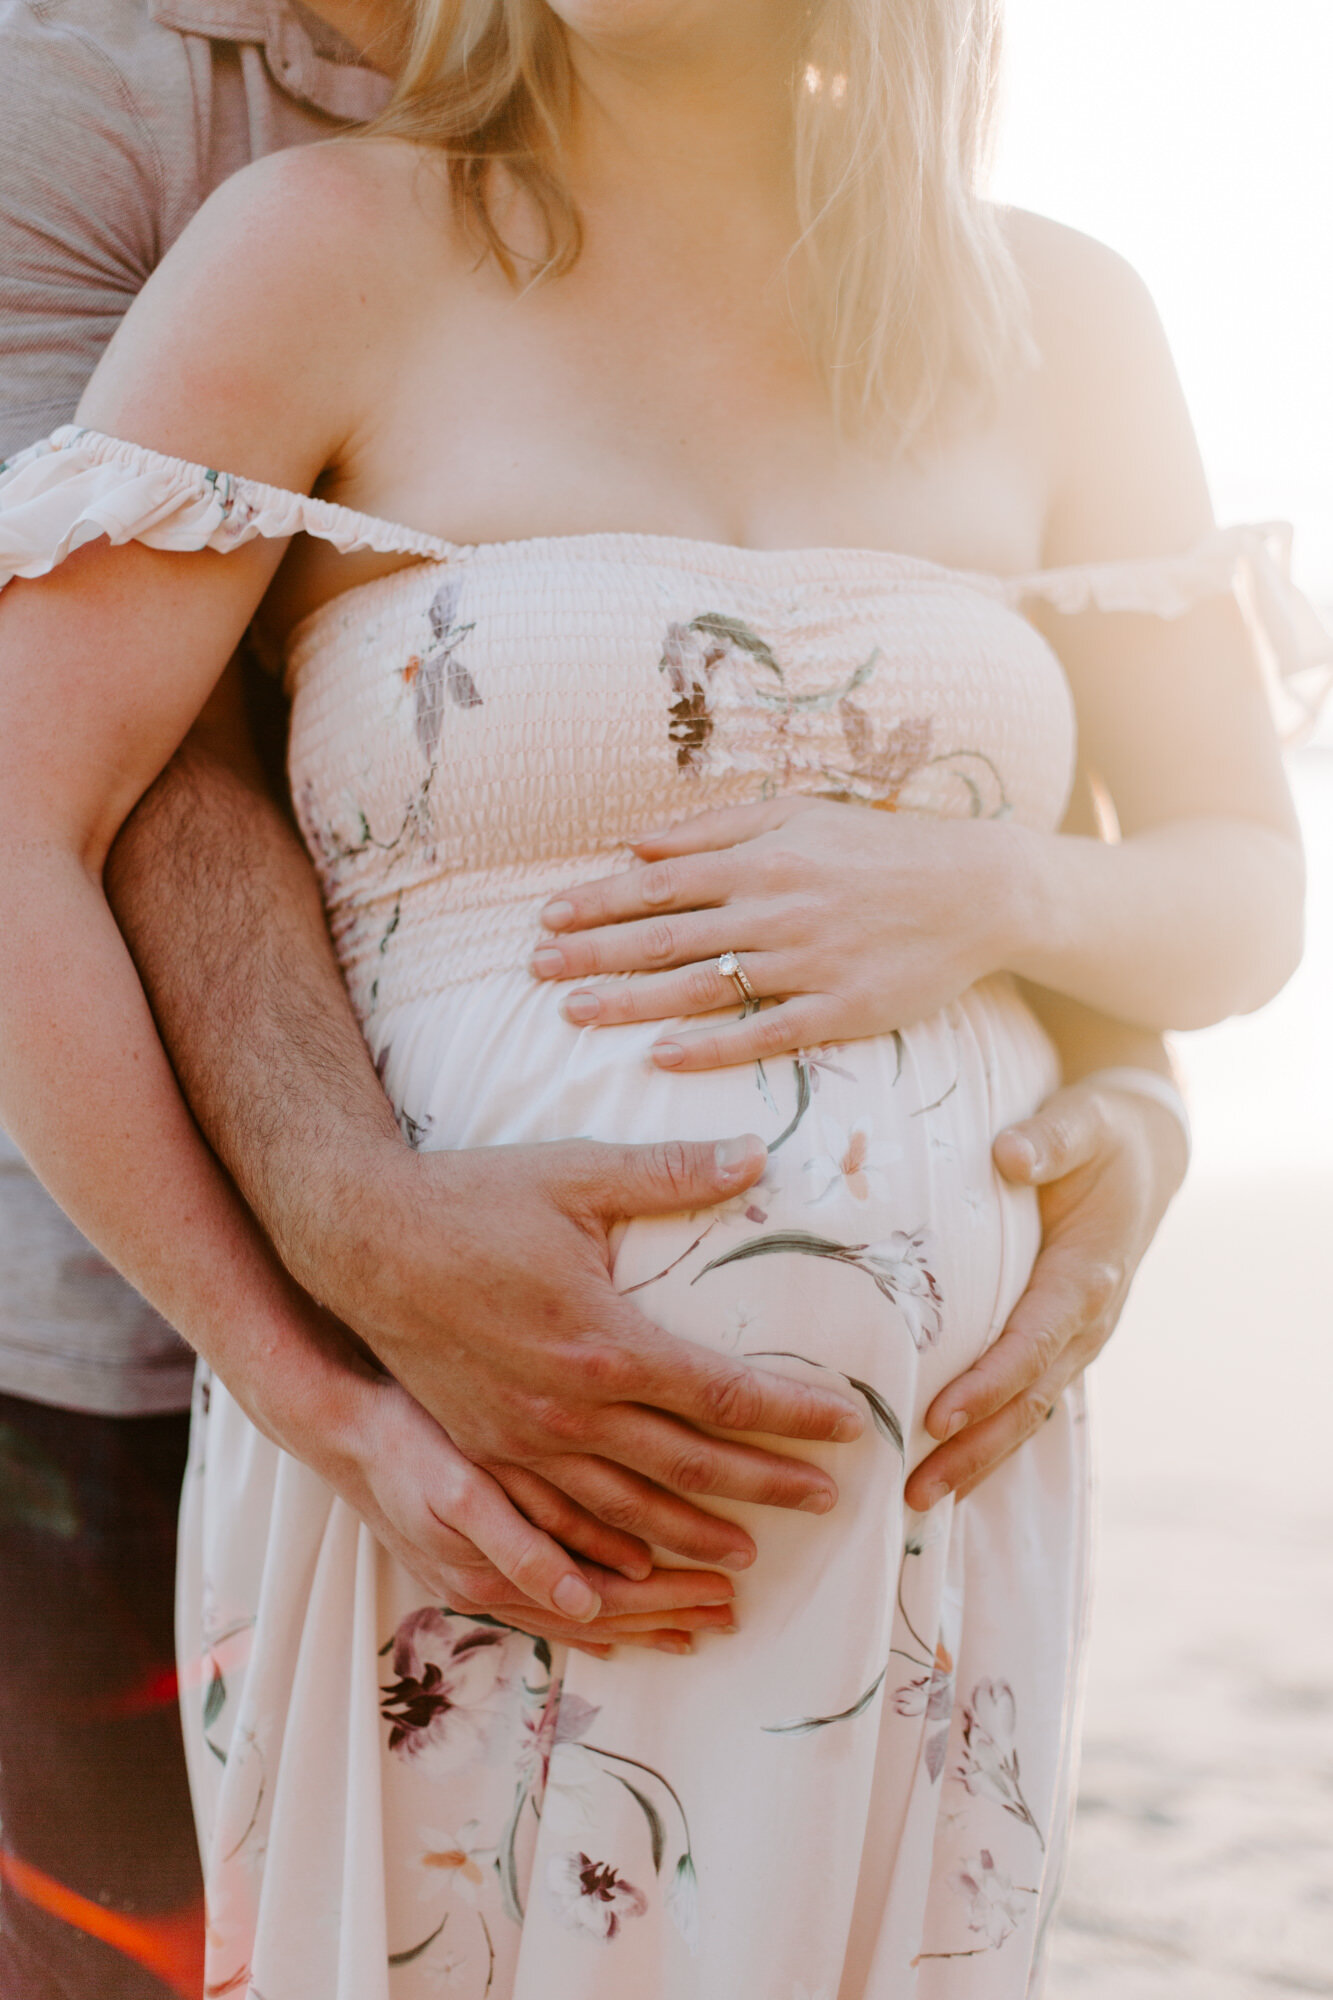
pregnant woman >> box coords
[0,0,1313,1994]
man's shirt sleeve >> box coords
[0,0,167,456]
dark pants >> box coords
[0,1392,202,1999]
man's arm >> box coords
[107,661,863,1574]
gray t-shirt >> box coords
[0,0,388,1413]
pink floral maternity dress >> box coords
[1,427,1325,2000]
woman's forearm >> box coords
[0,841,332,1399]
[1002,816,1305,1031]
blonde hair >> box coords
[372,0,1028,443]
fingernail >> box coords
[914,1479,949,1510]
[1004,1134,1039,1177]
[541,900,574,929]
[634,829,669,845]
[799,1488,836,1514]
[942,1411,968,1440]
[833,1410,865,1443]
[563,991,600,1024]
[654,1041,685,1068]
[531,946,564,977]
[717,1620,739,1635]
[655,1634,693,1654]
[721,1547,755,1571]
[714,1134,758,1176]
[553,1574,601,1620]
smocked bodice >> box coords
[2,426,1329,1024]
[284,540,1078,1017]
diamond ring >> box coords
[717,951,758,1005]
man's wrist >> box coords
[274,1124,423,1311]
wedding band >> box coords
[717,951,758,1005]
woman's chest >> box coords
[286,549,1077,897]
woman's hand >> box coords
[262,1347,740,1660]
[903,1076,1189,1509]
[532,797,1023,1070]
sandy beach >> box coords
[1048,748,1333,1995]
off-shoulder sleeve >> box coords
[1007,523,1333,737]
[0,425,456,588]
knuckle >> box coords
[440,1477,482,1538]
[663,1442,721,1495]
[651,1139,696,1199]
[1078,1257,1126,1320]
[502,1541,553,1596]
[643,920,677,965]
[526,1393,592,1445]
[700,1366,763,1433]
[1015,1387,1054,1434]
[685,964,723,1009]
[639,861,677,907]
[750,1010,790,1056]
[584,1485,648,1535]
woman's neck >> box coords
[562,4,802,223]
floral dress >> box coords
[0,428,1325,2000]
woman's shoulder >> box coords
[993,207,1210,558]
[161,134,456,305]
[74,135,458,493]
[999,207,1167,377]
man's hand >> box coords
[107,703,862,1582]
[303,1132,865,1576]
[249,1322,739,1654]
[904,1078,1189,1509]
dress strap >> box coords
[0,426,459,589]
[1005,523,1333,736]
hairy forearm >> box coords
[1003,817,1305,1030]
[106,729,406,1295]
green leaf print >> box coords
[610,1773,667,1874]
[762,1663,889,1736]
[766,1059,813,1155]
[203,1662,226,1732]
[744,1349,904,1459]
[388,1915,448,1968]
[688,612,783,680]
[844,1376,905,1455]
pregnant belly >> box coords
[368,969,1058,1415]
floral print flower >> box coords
[416,1819,495,1905]
[665,1852,700,1953]
[952,1847,1035,1948]
[545,1852,649,1941]
[516,1685,600,1793]
[795,1045,858,1091]
[858,1231,943,1346]
[659,614,775,771]
[837,703,936,806]
[802,1123,903,1203]
[409,581,481,760]
[379,1611,509,1774]
[893,1638,955,1782]
[956,1679,1045,1848]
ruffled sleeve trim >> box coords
[0,425,457,589]
[1006,523,1333,734]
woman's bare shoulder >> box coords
[1001,207,1167,381]
[76,135,458,490]
[996,206,1212,559]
